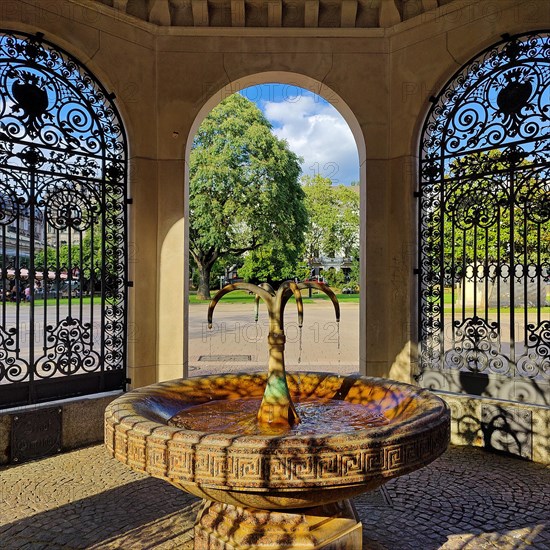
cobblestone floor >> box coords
[0,445,549,549]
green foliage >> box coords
[34,224,103,281]
[347,257,360,289]
[239,241,309,284]
[189,94,307,298]
[439,150,550,274]
[444,204,549,266]
[323,267,346,288]
[302,175,359,259]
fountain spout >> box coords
[208,280,340,429]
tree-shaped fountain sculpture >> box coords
[208,280,340,429]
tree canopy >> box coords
[189,94,307,298]
[302,175,360,260]
[238,241,309,284]
[34,224,102,283]
[433,150,550,280]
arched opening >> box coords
[417,31,550,406]
[0,31,128,408]
[183,72,367,377]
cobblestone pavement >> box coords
[1,445,549,549]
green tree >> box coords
[239,241,309,284]
[80,224,103,280]
[440,150,550,279]
[34,223,103,288]
[323,267,346,288]
[35,244,81,274]
[189,94,307,299]
[336,185,361,257]
[347,257,360,290]
[302,175,360,259]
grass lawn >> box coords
[189,290,360,304]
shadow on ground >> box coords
[1,478,200,549]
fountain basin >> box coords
[105,372,450,510]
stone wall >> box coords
[0,393,121,465]
[438,392,550,465]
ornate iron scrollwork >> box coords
[36,318,101,378]
[418,32,550,406]
[0,325,28,382]
[0,31,127,408]
[445,317,510,376]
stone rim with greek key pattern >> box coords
[104,372,450,509]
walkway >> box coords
[1,445,549,549]
[188,301,359,375]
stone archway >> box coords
[181,72,367,377]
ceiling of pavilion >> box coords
[91,0,460,28]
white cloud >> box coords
[262,95,359,185]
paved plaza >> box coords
[188,300,360,375]
[1,445,549,549]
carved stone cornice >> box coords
[89,0,461,29]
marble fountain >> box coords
[105,281,450,549]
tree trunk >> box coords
[197,263,212,300]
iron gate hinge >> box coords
[126,281,134,287]
[413,268,420,275]
[125,198,133,205]
[414,191,422,198]
[124,377,132,385]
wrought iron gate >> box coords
[418,31,549,406]
[0,31,127,408]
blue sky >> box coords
[240,84,359,185]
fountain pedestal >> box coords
[195,499,362,550]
